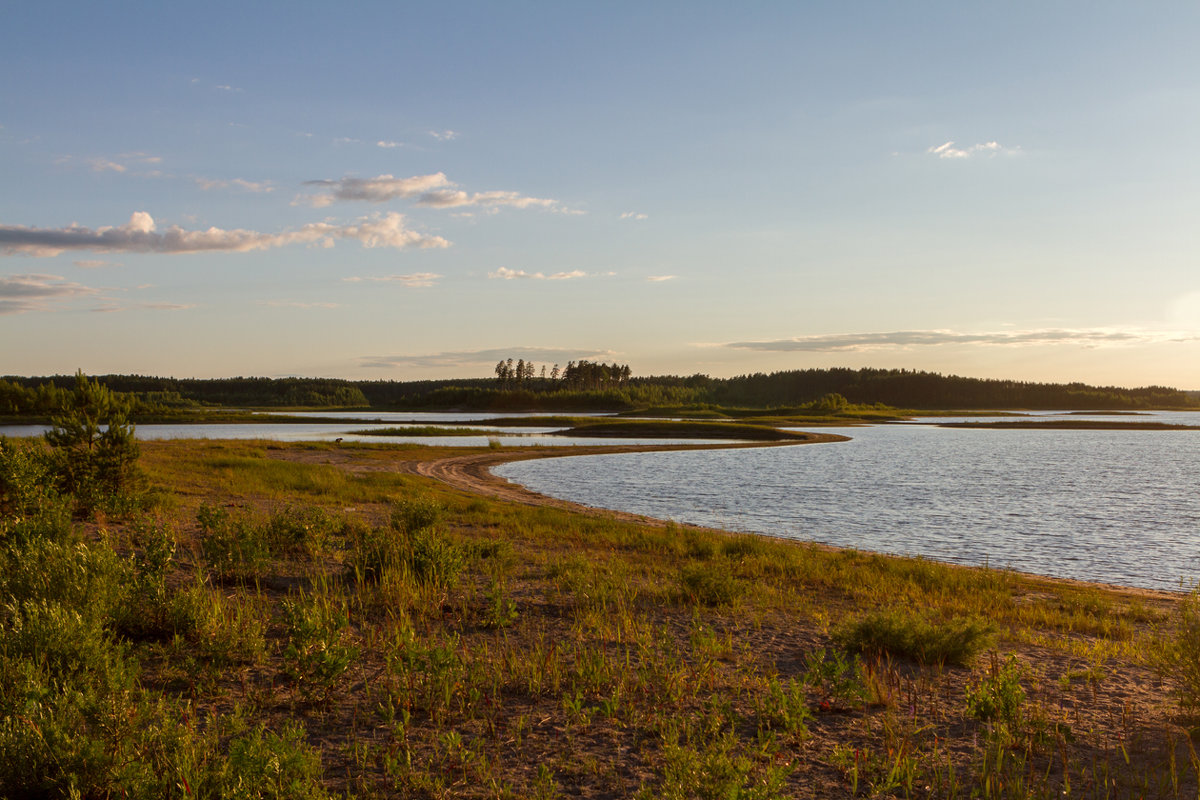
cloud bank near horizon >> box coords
[721,328,1197,352]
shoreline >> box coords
[393,435,1184,604]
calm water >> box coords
[0,411,734,449]
[496,413,1200,591]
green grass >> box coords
[2,437,1194,799]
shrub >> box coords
[835,609,994,666]
[116,520,178,639]
[391,497,443,533]
[0,536,128,626]
[678,562,744,607]
[1163,586,1200,713]
[168,578,266,665]
[207,722,330,800]
[197,503,271,582]
[407,525,465,588]
[43,371,142,516]
[282,591,358,701]
[965,654,1026,729]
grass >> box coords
[2,437,1195,798]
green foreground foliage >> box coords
[0,436,1197,798]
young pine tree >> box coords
[44,371,140,514]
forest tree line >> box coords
[2,366,1196,415]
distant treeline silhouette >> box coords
[1,367,1195,414]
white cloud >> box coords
[376,140,404,149]
[0,273,99,313]
[360,346,617,370]
[88,159,126,173]
[0,211,450,257]
[620,211,648,220]
[927,140,1019,160]
[299,172,568,213]
[721,328,1196,353]
[429,130,458,141]
[488,267,588,280]
[646,275,676,282]
[343,273,442,288]
[299,173,452,207]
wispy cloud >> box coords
[0,211,450,257]
[74,259,119,269]
[620,211,648,220]
[376,140,404,149]
[0,273,99,313]
[488,267,588,281]
[73,152,162,173]
[927,140,1020,160]
[646,275,676,282]
[721,328,1196,352]
[257,300,341,309]
[343,273,442,288]
[91,302,195,313]
[359,346,617,370]
[194,177,274,193]
[298,172,568,213]
[429,130,458,141]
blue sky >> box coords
[3,2,1199,387]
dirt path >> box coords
[401,434,851,525]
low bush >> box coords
[835,608,994,666]
[678,562,744,607]
[197,503,271,581]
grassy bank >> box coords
[3,438,1197,798]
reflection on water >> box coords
[497,415,1200,591]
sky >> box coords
[3,2,1200,388]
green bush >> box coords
[116,520,178,639]
[0,536,128,625]
[168,578,267,665]
[43,371,143,516]
[835,609,994,666]
[678,562,744,607]
[197,503,271,581]
[391,497,443,533]
[283,592,358,702]
[1163,586,1200,713]
[212,722,330,800]
[965,654,1026,728]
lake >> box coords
[0,411,735,449]
[496,412,1200,591]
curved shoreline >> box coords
[397,433,1183,602]
[404,434,850,526]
